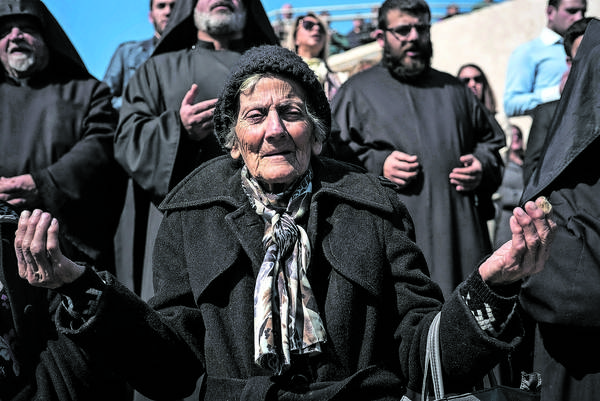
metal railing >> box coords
[267,1,502,25]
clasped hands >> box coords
[384,151,482,191]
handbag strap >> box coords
[421,312,504,400]
[422,311,445,399]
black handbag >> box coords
[419,312,541,401]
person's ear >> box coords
[374,29,385,48]
[230,144,241,160]
[312,140,323,156]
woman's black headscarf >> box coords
[521,19,600,202]
[0,0,88,76]
[153,0,279,56]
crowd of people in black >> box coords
[0,0,597,400]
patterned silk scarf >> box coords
[241,166,327,375]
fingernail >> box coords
[32,209,41,216]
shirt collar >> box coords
[540,27,563,45]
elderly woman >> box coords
[286,13,345,101]
[15,46,554,401]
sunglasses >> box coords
[459,75,484,84]
[300,19,325,33]
[385,23,430,38]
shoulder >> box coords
[343,64,386,86]
[314,157,404,215]
[113,39,150,52]
[160,156,243,211]
[509,38,540,61]
[335,65,390,101]
[428,68,463,85]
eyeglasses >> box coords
[459,75,484,84]
[300,19,325,33]
[385,23,430,38]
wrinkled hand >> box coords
[449,154,482,192]
[383,150,420,188]
[179,84,218,141]
[14,210,84,289]
[0,174,41,209]
[479,197,556,285]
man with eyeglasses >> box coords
[329,0,506,300]
[503,0,586,117]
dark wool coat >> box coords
[0,205,128,401]
[56,157,522,401]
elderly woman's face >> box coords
[231,76,322,192]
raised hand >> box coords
[14,210,84,289]
[179,84,218,141]
[479,197,556,285]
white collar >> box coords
[540,27,563,45]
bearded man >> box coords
[113,0,278,300]
[0,0,127,273]
[329,0,506,299]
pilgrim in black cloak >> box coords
[519,19,600,401]
[0,0,127,273]
[113,0,278,299]
[329,0,505,299]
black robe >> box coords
[519,20,600,401]
[115,0,279,204]
[330,64,505,298]
[0,0,126,271]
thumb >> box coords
[181,84,199,106]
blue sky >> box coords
[42,0,373,80]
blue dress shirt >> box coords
[503,28,567,117]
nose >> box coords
[7,27,24,40]
[265,109,286,139]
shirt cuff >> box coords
[540,85,561,104]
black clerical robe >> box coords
[330,64,505,298]
[0,66,126,270]
[115,44,237,204]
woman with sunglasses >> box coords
[457,63,497,115]
[286,13,346,101]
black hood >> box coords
[521,19,600,203]
[153,0,278,56]
[0,0,88,76]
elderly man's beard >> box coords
[382,38,433,81]
[194,7,247,37]
[8,53,36,74]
